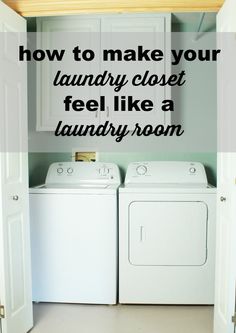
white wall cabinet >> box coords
[36,16,101,130]
[36,14,171,131]
[101,15,171,127]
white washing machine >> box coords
[29,162,120,304]
[119,161,216,304]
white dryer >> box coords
[29,162,120,304]
[119,161,216,304]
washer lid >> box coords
[39,184,109,189]
[29,183,119,194]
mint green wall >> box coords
[28,18,217,187]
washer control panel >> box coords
[46,162,120,185]
[125,161,208,186]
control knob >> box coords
[136,165,147,175]
[57,167,63,174]
[189,167,196,174]
[67,167,73,174]
[99,166,109,176]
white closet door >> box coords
[0,2,33,333]
[214,154,236,333]
[215,0,236,332]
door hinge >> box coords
[232,313,236,325]
[0,305,5,319]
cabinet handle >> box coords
[220,196,226,202]
[106,106,109,117]
[12,195,19,201]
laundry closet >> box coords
[0,1,236,333]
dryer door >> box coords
[129,201,208,266]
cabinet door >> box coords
[36,17,101,131]
[0,2,33,333]
[101,14,171,127]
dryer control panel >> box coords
[125,161,208,186]
[45,162,121,185]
